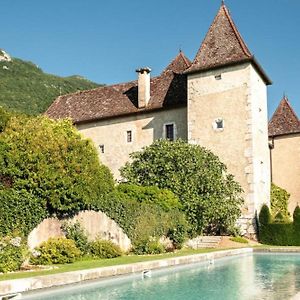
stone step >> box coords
[184,236,222,249]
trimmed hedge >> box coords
[259,204,300,246]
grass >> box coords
[0,248,228,281]
[229,236,249,244]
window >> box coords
[212,118,224,131]
[216,119,224,129]
[165,124,174,141]
[99,144,105,153]
[127,130,132,143]
[215,74,222,80]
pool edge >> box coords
[0,248,252,295]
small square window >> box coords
[215,74,222,80]
[216,119,224,129]
[213,118,224,131]
[165,124,174,141]
[99,144,105,153]
[127,130,132,143]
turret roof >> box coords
[269,96,300,137]
[186,3,271,84]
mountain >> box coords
[0,50,101,115]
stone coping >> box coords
[0,248,252,296]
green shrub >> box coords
[229,236,248,244]
[274,212,285,223]
[0,236,27,273]
[0,116,114,216]
[133,238,165,255]
[61,221,89,254]
[88,239,122,259]
[259,204,271,225]
[31,237,81,265]
[259,206,300,246]
[0,189,47,237]
[121,139,243,235]
[98,188,189,252]
[117,184,182,211]
[293,206,300,226]
[271,183,290,219]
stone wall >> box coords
[270,133,300,213]
[187,62,270,227]
[27,210,132,252]
[77,107,187,179]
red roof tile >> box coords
[185,3,271,85]
[46,52,191,124]
[269,97,300,137]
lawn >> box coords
[0,248,227,281]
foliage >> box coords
[259,205,300,246]
[271,183,290,219]
[293,206,300,228]
[98,188,189,252]
[0,189,47,237]
[0,107,12,133]
[0,115,114,216]
[117,184,182,211]
[0,236,27,273]
[229,236,248,244]
[31,237,81,265]
[61,221,89,254]
[258,204,271,225]
[88,239,122,259]
[133,238,165,255]
[120,139,243,235]
[0,57,101,115]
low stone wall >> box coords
[27,210,132,252]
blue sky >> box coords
[1,0,299,117]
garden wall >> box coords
[27,210,132,252]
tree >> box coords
[0,115,114,216]
[121,139,243,234]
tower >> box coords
[186,3,272,235]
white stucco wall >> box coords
[77,107,187,178]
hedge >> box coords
[259,204,300,246]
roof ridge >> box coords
[179,50,192,69]
[222,4,252,58]
[281,96,300,121]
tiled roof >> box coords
[46,52,191,124]
[185,3,271,85]
[269,97,300,137]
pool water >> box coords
[25,253,300,300]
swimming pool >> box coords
[23,253,300,300]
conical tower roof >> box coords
[163,50,192,74]
[269,96,300,136]
[186,3,271,84]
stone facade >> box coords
[77,107,187,178]
[187,63,270,228]
[270,133,300,213]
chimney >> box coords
[136,67,151,108]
